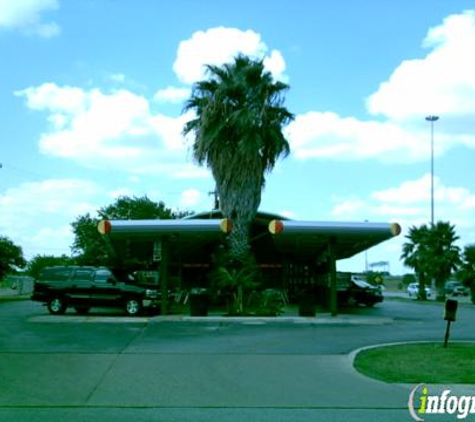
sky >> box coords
[1,0,475,275]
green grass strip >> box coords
[354,342,475,384]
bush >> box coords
[246,289,285,316]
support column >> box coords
[328,237,338,317]
[160,237,169,315]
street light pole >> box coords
[425,115,439,226]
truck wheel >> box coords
[74,306,90,315]
[124,298,142,316]
[48,297,67,315]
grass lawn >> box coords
[354,342,475,383]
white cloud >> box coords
[0,178,102,259]
[332,175,475,231]
[263,50,288,83]
[372,175,433,205]
[0,0,60,37]
[15,83,207,177]
[154,86,191,104]
[0,179,99,221]
[332,175,475,274]
[179,189,202,208]
[29,226,73,256]
[372,174,475,207]
[286,10,475,164]
[18,83,86,114]
[149,112,191,151]
[286,109,475,164]
[331,198,366,218]
[173,27,288,84]
[366,10,475,121]
[286,112,432,163]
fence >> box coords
[1,275,34,296]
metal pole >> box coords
[444,320,451,348]
[328,237,338,317]
[431,120,434,226]
[426,116,439,294]
[160,238,169,315]
[425,116,439,226]
[364,220,368,272]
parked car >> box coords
[407,282,431,299]
[31,266,160,316]
[444,281,469,297]
[341,278,384,307]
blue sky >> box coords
[1,0,475,275]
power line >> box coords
[0,162,50,181]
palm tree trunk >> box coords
[228,216,251,263]
[418,272,428,300]
[237,284,243,314]
[216,158,262,264]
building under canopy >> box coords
[98,210,400,315]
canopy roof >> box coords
[98,210,400,264]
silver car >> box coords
[407,282,431,298]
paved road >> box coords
[0,299,474,421]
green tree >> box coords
[98,196,189,220]
[0,236,26,281]
[457,244,475,304]
[402,273,416,286]
[27,254,75,279]
[71,213,109,266]
[430,221,461,299]
[401,222,460,300]
[183,54,293,264]
[71,196,186,266]
[208,262,258,315]
[401,224,433,300]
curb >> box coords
[28,313,394,325]
[151,315,394,325]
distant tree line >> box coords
[0,196,190,281]
[0,236,26,281]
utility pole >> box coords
[425,115,439,226]
[208,187,219,210]
[425,115,439,294]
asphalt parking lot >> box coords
[0,298,474,421]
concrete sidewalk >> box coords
[2,311,468,421]
[28,313,394,325]
[0,351,410,409]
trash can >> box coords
[189,288,209,316]
[298,292,316,317]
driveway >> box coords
[0,299,473,421]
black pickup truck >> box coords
[31,266,160,316]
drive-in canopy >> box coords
[97,211,400,316]
[98,211,400,263]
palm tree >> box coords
[457,244,475,304]
[430,221,461,299]
[183,54,294,264]
[401,222,461,300]
[401,224,432,300]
